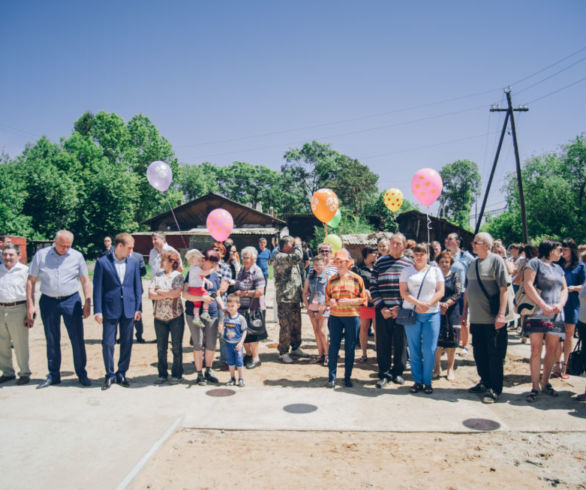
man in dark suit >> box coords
[93,233,142,390]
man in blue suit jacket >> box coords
[93,233,142,390]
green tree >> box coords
[0,154,33,236]
[281,141,379,215]
[177,162,221,200]
[438,159,481,229]
[486,135,586,243]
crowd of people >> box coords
[0,229,585,403]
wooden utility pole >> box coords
[475,87,529,242]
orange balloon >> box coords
[311,188,339,223]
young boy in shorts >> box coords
[221,294,248,387]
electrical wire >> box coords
[515,55,586,95]
[523,75,586,104]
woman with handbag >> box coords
[553,238,585,379]
[234,246,266,370]
[433,251,462,381]
[399,244,445,394]
[302,255,331,366]
[523,239,568,402]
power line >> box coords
[524,75,586,104]
[515,55,586,94]
[508,45,586,87]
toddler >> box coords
[185,249,214,328]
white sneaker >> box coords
[290,348,309,358]
[280,353,294,363]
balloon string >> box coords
[426,211,432,249]
[324,223,328,237]
[166,198,189,249]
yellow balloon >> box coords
[384,188,404,213]
[324,234,342,252]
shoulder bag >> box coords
[475,260,502,316]
[396,267,431,326]
[243,304,267,340]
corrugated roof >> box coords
[133,227,279,236]
[340,232,394,245]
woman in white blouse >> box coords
[399,243,445,394]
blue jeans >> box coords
[404,312,441,386]
[328,315,360,381]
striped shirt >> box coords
[326,272,367,317]
[370,254,413,309]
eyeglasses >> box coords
[472,241,485,245]
[318,249,331,254]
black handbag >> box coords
[396,268,431,326]
[244,306,267,340]
[566,339,584,376]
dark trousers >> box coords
[134,317,144,339]
[375,309,407,379]
[328,315,360,381]
[577,322,586,370]
[154,315,185,379]
[470,323,508,395]
[102,316,134,380]
[39,293,87,380]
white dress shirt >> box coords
[0,262,29,303]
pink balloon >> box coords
[411,168,443,207]
[206,208,234,242]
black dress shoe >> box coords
[117,374,130,387]
[135,337,146,344]
[37,376,60,389]
[78,376,92,387]
[344,378,353,388]
[469,382,487,393]
[0,374,16,384]
[102,377,115,390]
[17,376,30,385]
[205,371,218,384]
[325,379,336,388]
[245,359,261,369]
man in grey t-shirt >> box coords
[461,232,510,403]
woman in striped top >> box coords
[325,249,367,388]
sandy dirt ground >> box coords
[23,280,586,489]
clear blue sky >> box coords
[1,1,585,218]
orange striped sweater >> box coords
[325,272,367,317]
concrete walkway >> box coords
[1,372,585,490]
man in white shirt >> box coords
[148,232,182,277]
[0,244,31,385]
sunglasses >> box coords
[318,249,331,254]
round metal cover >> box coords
[206,388,236,397]
[462,418,501,431]
[283,403,318,414]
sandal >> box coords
[410,382,423,393]
[310,355,324,364]
[543,383,559,397]
[357,355,368,363]
[423,385,433,394]
[526,388,539,403]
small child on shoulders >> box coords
[220,294,247,387]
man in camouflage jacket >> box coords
[273,236,307,362]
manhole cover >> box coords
[206,388,236,397]
[283,403,318,414]
[462,418,501,431]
